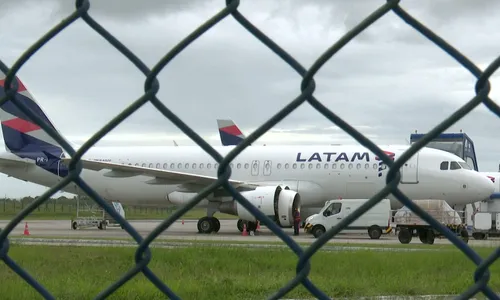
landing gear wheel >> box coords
[398,227,412,244]
[247,221,257,232]
[197,216,214,234]
[211,217,220,233]
[367,225,382,240]
[237,219,244,232]
[71,221,78,230]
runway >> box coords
[1,219,499,247]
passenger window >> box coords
[285,163,289,169]
[440,161,449,170]
[308,164,313,169]
[192,163,196,169]
[156,163,160,169]
[450,161,461,170]
[142,163,146,167]
[149,163,153,168]
[237,163,242,169]
[200,163,204,169]
[163,163,168,169]
[170,163,175,169]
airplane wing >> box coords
[60,158,259,191]
[0,157,33,168]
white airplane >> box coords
[216,119,500,215]
[0,72,495,235]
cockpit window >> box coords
[440,161,449,170]
[458,162,472,170]
[450,161,461,170]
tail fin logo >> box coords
[0,72,67,177]
[217,119,245,146]
[0,77,27,93]
[374,150,396,177]
[487,176,495,183]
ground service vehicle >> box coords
[393,199,469,245]
[470,211,500,240]
[303,198,392,239]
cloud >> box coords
[0,0,499,198]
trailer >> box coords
[70,197,107,230]
[70,197,125,230]
[392,199,469,245]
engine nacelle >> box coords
[235,186,301,227]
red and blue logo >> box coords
[374,150,396,177]
[487,176,495,183]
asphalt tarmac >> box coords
[1,219,499,247]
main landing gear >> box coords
[236,219,258,233]
[197,216,220,234]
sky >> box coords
[0,0,499,198]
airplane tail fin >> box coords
[216,119,246,146]
[0,69,67,176]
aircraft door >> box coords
[400,152,419,184]
[263,160,272,176]
[251,160,260,176]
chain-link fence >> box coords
[1,0,500,299]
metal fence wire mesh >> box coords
[1,0,500,299]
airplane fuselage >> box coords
[0,145,493,213]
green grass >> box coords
[1,245,498,299]
[0,205,237,221]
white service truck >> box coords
[466,201,500,240]
[303,198,392,239]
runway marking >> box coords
[9,237,446,252]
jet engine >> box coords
[235,185,301,227]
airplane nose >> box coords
[473,174,495,201]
